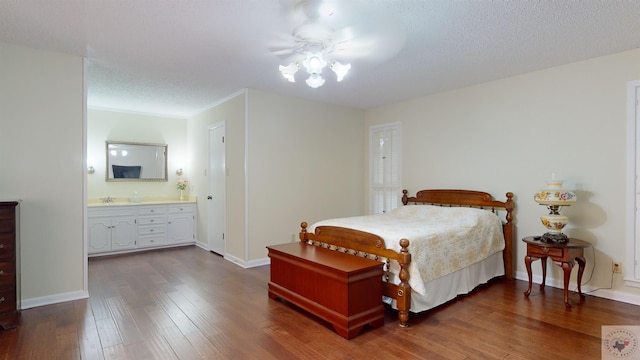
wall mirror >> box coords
[106,141,168,182]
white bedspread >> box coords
[309,205,504,295]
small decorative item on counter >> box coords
[130,191,142,203]
[177,178,189,200]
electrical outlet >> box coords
[613,261,622,274]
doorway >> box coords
[208,122,226,255]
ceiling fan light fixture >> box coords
[302,52,327,74]
[330,61,351,82]
[279,62,300,82]
[305,73,325,88]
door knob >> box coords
[207,195,213,200]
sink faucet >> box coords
[102,196,114,204]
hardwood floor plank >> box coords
[182,330,221,358]
[158,325,203,360]
[95,317,123,349]
[30,319,56,360]
[105,295,145,345]
[2,245,640,359]
[56,330,81,360]
[148,291,199,336]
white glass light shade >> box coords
[330,61,351,82]
[533,179,576,206]
[305,73,325,88]
[302,53,327,74]
[279,62,299,82]
[540,214,569,233]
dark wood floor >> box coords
[0,245,638,359]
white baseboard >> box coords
[514,270,640,306]
[21,289,89,310]
[224,254,270,268]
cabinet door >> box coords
[167,213,194,244]
[88,218,112,254]
[111,216,137,250]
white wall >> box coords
[0,42,85,306]
[365,48,640,302]
[187,92,247,256]
[246,89,365,261]
[186,90,365,265]
[87,109,188,199]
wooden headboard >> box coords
[401,189,515,280]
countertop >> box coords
[88,196,196,207]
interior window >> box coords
[369,122,402,214]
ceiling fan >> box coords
[271,0,406,88]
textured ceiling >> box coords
[1,0,640,118]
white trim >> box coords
[195,241,208,250]
[624,278,640,288]
[368,121,403,215]
[207,121,227,256]
[190,89,248,117]
[514,271,640,306]
[21,290,89,310]
[86,105,188,119]
[223,254,270,269]
[244,91,250,262]
[627,80,640,281]
[82,57,89,297]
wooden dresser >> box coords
[0,202,19,329]
[267,242,384,339]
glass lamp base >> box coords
[541,232,569,243]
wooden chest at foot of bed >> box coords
[267,242,384,339]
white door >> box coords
[208,123,226,255]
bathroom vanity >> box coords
[88,199,196,256]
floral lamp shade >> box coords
[533,174,576,243]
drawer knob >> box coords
[0,243,4,249]
[0,297,5,303]
[542,247,549,253]
[150,229,154,232]
[0,270,3,275]
[150,219,154,222]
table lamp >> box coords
[533,173,576,243]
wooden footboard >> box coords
[299,189,515,327]
[299,222,412,327]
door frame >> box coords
[208,122,226,255]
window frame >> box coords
[368,122,402,215]
[626,80,640,287]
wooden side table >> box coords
[522,236,590,308]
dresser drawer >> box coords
[0,287,16,312]
[527,244,564,258]
[0,234,15,260]
[0,208,14,233]
[137,216,166,226]
[0,262,15,287]
[168,205,194,214]
[138,206,167,216]
[138,225,165,236]
[137,235,166,248]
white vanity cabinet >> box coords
[88,207,137,254]
[167,204,196,245]
[88,201,196,256]
[137,205,167,248]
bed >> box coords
[298,189,515,327]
